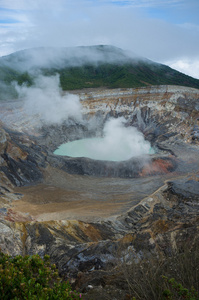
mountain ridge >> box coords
[0,45,199,99]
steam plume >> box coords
[55,117,154,161]
[14,74,153,161]
[15,74,82,124]
[102,117,153,159]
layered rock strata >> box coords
[0,85,199,298]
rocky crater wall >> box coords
[37,85,199,153]
[0,85,199,297]
[79,85,199,142]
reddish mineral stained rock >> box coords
[139,158,175,177]
[4,208,33,222]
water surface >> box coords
[54,137,155,161]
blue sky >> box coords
[0,0,199,78]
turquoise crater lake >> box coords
[54,137,155,162]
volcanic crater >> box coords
[1,85,199,220]
[0,84,199,297]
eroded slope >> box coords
[0,85,199,297]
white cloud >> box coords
[109,0,184,7]
[179,22,199,32]
[167,59,199,79]
[0,0,199,79]
[0,0,42,10]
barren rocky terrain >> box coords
[0,85,199,298]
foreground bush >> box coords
[0,251,82,299]
[118,244,199,300]
[162,276,199,300]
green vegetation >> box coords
[1,46,199,100]
[3,59,199,93]
[0,246,199,300]
[0,250,82,299]
[35,60,199,91]
[162,276,199,299]
[0,66,33,100]
[0,66,32,86]
[57,62,199,90]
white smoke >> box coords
[55,117,154,161]
[14,75,153,160]
[102,117,153,158]
[90,117,153,160]
[15,74,82,124]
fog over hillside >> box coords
[0,45,138,71]
[0,45,199,101]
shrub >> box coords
[0,250,82,299]
[117,244,199,300]
[162,276,199,300]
